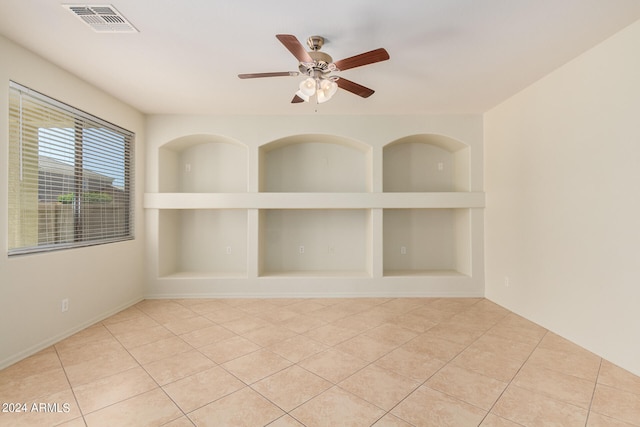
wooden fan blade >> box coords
[238,71,300,79]
[276,34,313,63]
[336,77,375,98]
[291,94,306,103]
[333,48,390,71]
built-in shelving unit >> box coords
[145,127,484,297]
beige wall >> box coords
[0,35,146,369]
[485,20,640,376]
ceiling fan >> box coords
[238,34,390,104]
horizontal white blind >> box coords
[8,81,134,255]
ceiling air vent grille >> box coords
[63,4,138,33]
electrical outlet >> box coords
[400,246,407,255]
[61,298,69,312]
[328,245,335,254]
[437,162,444,171]
[299,245,305,254]
[184,163,191,173]
[226,246,232,254]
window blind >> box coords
[8,81,134,255]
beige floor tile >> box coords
[202,306,247,324]
[386,312,438,333]
[298,348,369,383]
[491,385,588,427]
[363,323,418,346]
[102,306,148,325]
[183,299,228,315]
[162,366,245,413]
[451,346,525,382]
[63,349,139,387]
[198,335,261,364]
[180,324,236,348]
[479,413,524,427]
[487,314,547,345]
[598,360,640,395]
[267,335,328,363]
[401,331,467,362]
[56,417,89,427]
[110,325,175,350]
[372,413,415,426]
[427,319,487,345]
[83,388,182,427]
[303,323,360,346]
[221,316,272,334]
[379,297,425,314]
[162,315,215,335]
[4,297,640,427]
[426,364,508,410]
[512,363,596,409]
[142,349,216,385]
[290,386,386,427]
[526,345,601,382]
[339,364,420,410]
[128,336,193,365]
[251,365,332,411]
[161,416,197,427]
[188,387,284,427]
[253,308,299,323]
[72,366,157,413]
[352,305,397,324]
[429,297,481,313]
[334,334,398,362]
[267,414,305,426]
[0,366,70,403]
[375,346,445,381]
[391,385,487,427]
[103,314,160,336]
[467,333,537,364]
[221,349,292,384]
[278,313,327,333]
[332,313,380,333]
[0,347,61,383]
[241,324,297,347]
[538,332,594,355]
[591,383,640,426]
[286,300,329,314]
[409,305,458,323]
[587,411,639,427]
[56,336,125,366]
[136,300,197,324]
[54,324,114,352]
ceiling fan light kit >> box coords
[238,34,389,105]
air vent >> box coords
[63,4,138,33]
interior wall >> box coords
[484,20,640,376]
[144,114,485,297]
[0,35,146,369]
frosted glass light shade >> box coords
[317,79,338,103]
[299,78,316,97]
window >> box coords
[8,81,134,255]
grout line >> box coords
[52,344,88,427]
[478,329,548,426]
[584,358,603,427]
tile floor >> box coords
[1,297,639,427]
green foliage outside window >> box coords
[57,192,113,204]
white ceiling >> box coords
[1,1,640,115]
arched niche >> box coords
[159,134,248,192]
[383,134,470,192]
[259,134,372,192]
